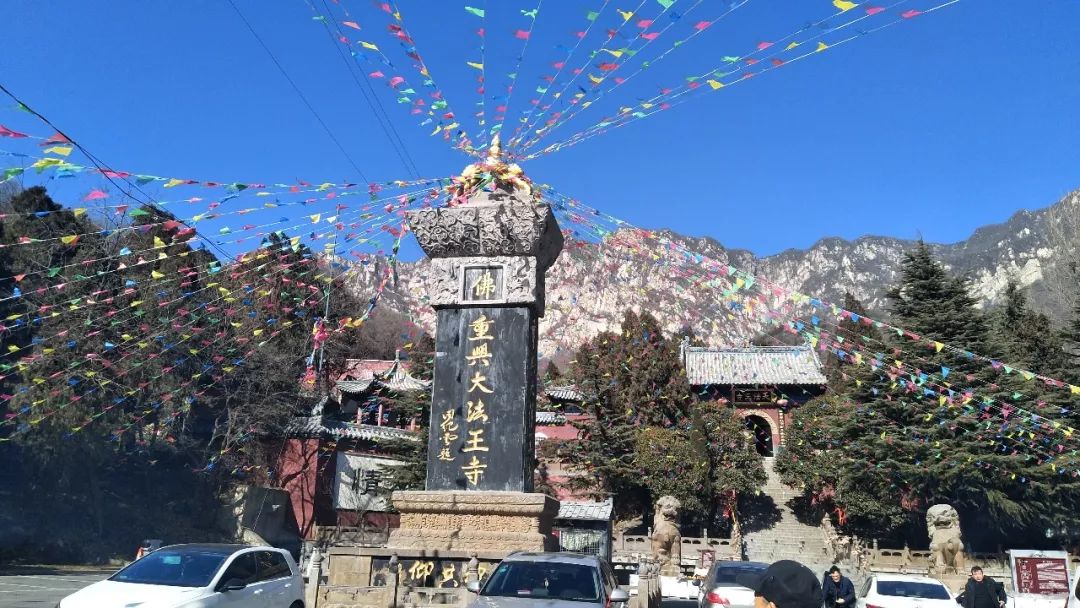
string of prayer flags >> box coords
[491,0,544,139]
[520,0,959,159]
[539,185,1080,463]
[372,0,477,153]
[511,0,748,153]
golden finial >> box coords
[486,134,503,161]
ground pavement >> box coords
[0,568,109,607]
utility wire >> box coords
[311,0,422,179]
[0,81,238,264]
[226,0,372,184]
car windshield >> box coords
[110,549,230,588]
[482,560,601,602]
[714,564,768,585]
[877,581,951,599]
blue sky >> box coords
[2,0,1079,258]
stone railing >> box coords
[632,558,663,608]
[613,534,741,566]
[314,524,390,548]
[843,545,1080,594]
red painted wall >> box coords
[536,414,594,501]
[275,438,323,540]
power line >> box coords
[0,81,238,264]
[226,0,372,184]
[310,0,422,178]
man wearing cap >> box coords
[737,560,823,608]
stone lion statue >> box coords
[651,495,682,574]
[926,504,965,575]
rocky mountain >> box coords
[344,189,1080,361]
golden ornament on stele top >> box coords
[450,135,534,201]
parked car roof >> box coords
[156,543,258,555]
[715,562,770,570]
[873,574,950,584]
[503,552,604,565]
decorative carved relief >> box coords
[426,256,539,308]
[406,200,563,270]
[391,490,557,517]
[387,491,558,553]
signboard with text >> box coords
[370,556,497,588]
[426,305,537,492]
[1011,550,1071,597]
[462,266,505,302]
[733,388,776,404]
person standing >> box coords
[963,566,1007,608]
[822,566,856,608]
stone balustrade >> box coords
[613,534,741,566]
[632,558,663,608]
[836,543,1080,594]
[313,524,390,548]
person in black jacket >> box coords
[962,566,1007,608]
[822,566,856,608]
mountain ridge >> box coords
[343,189,1080,360]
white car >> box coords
[857,574,956,608]
[695,561,770,608]
[59,543,304,608]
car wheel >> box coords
[289,602,303,608]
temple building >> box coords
[276,356,431,541]
[681,343,827,456]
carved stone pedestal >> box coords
[387,490,559,553]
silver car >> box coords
[696,561,770,608]
[467,552,630,608]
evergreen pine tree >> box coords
[1062,299,1080,379]
[781,242,1080,543]
[564,309,763,523]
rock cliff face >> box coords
[343,190,1080,361]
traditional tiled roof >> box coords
[336,356,431,395]
[335,379,375,394]
[545,385,585,402]
[535,411,567,425]
[557,498,613,521]
[682,346,826,386]
[377,359,431,392]
[285,415,420,442]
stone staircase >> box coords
[743,458,832,574]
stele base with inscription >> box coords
[388,137,563,556]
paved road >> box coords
[0,571,108,607]
[1,575,700,608]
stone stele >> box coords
[388,143,562,554]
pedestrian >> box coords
[737,560,823,608]
[822,566,856,608]
[962,566,1007,608]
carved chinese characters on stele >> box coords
[426,305,537,492]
